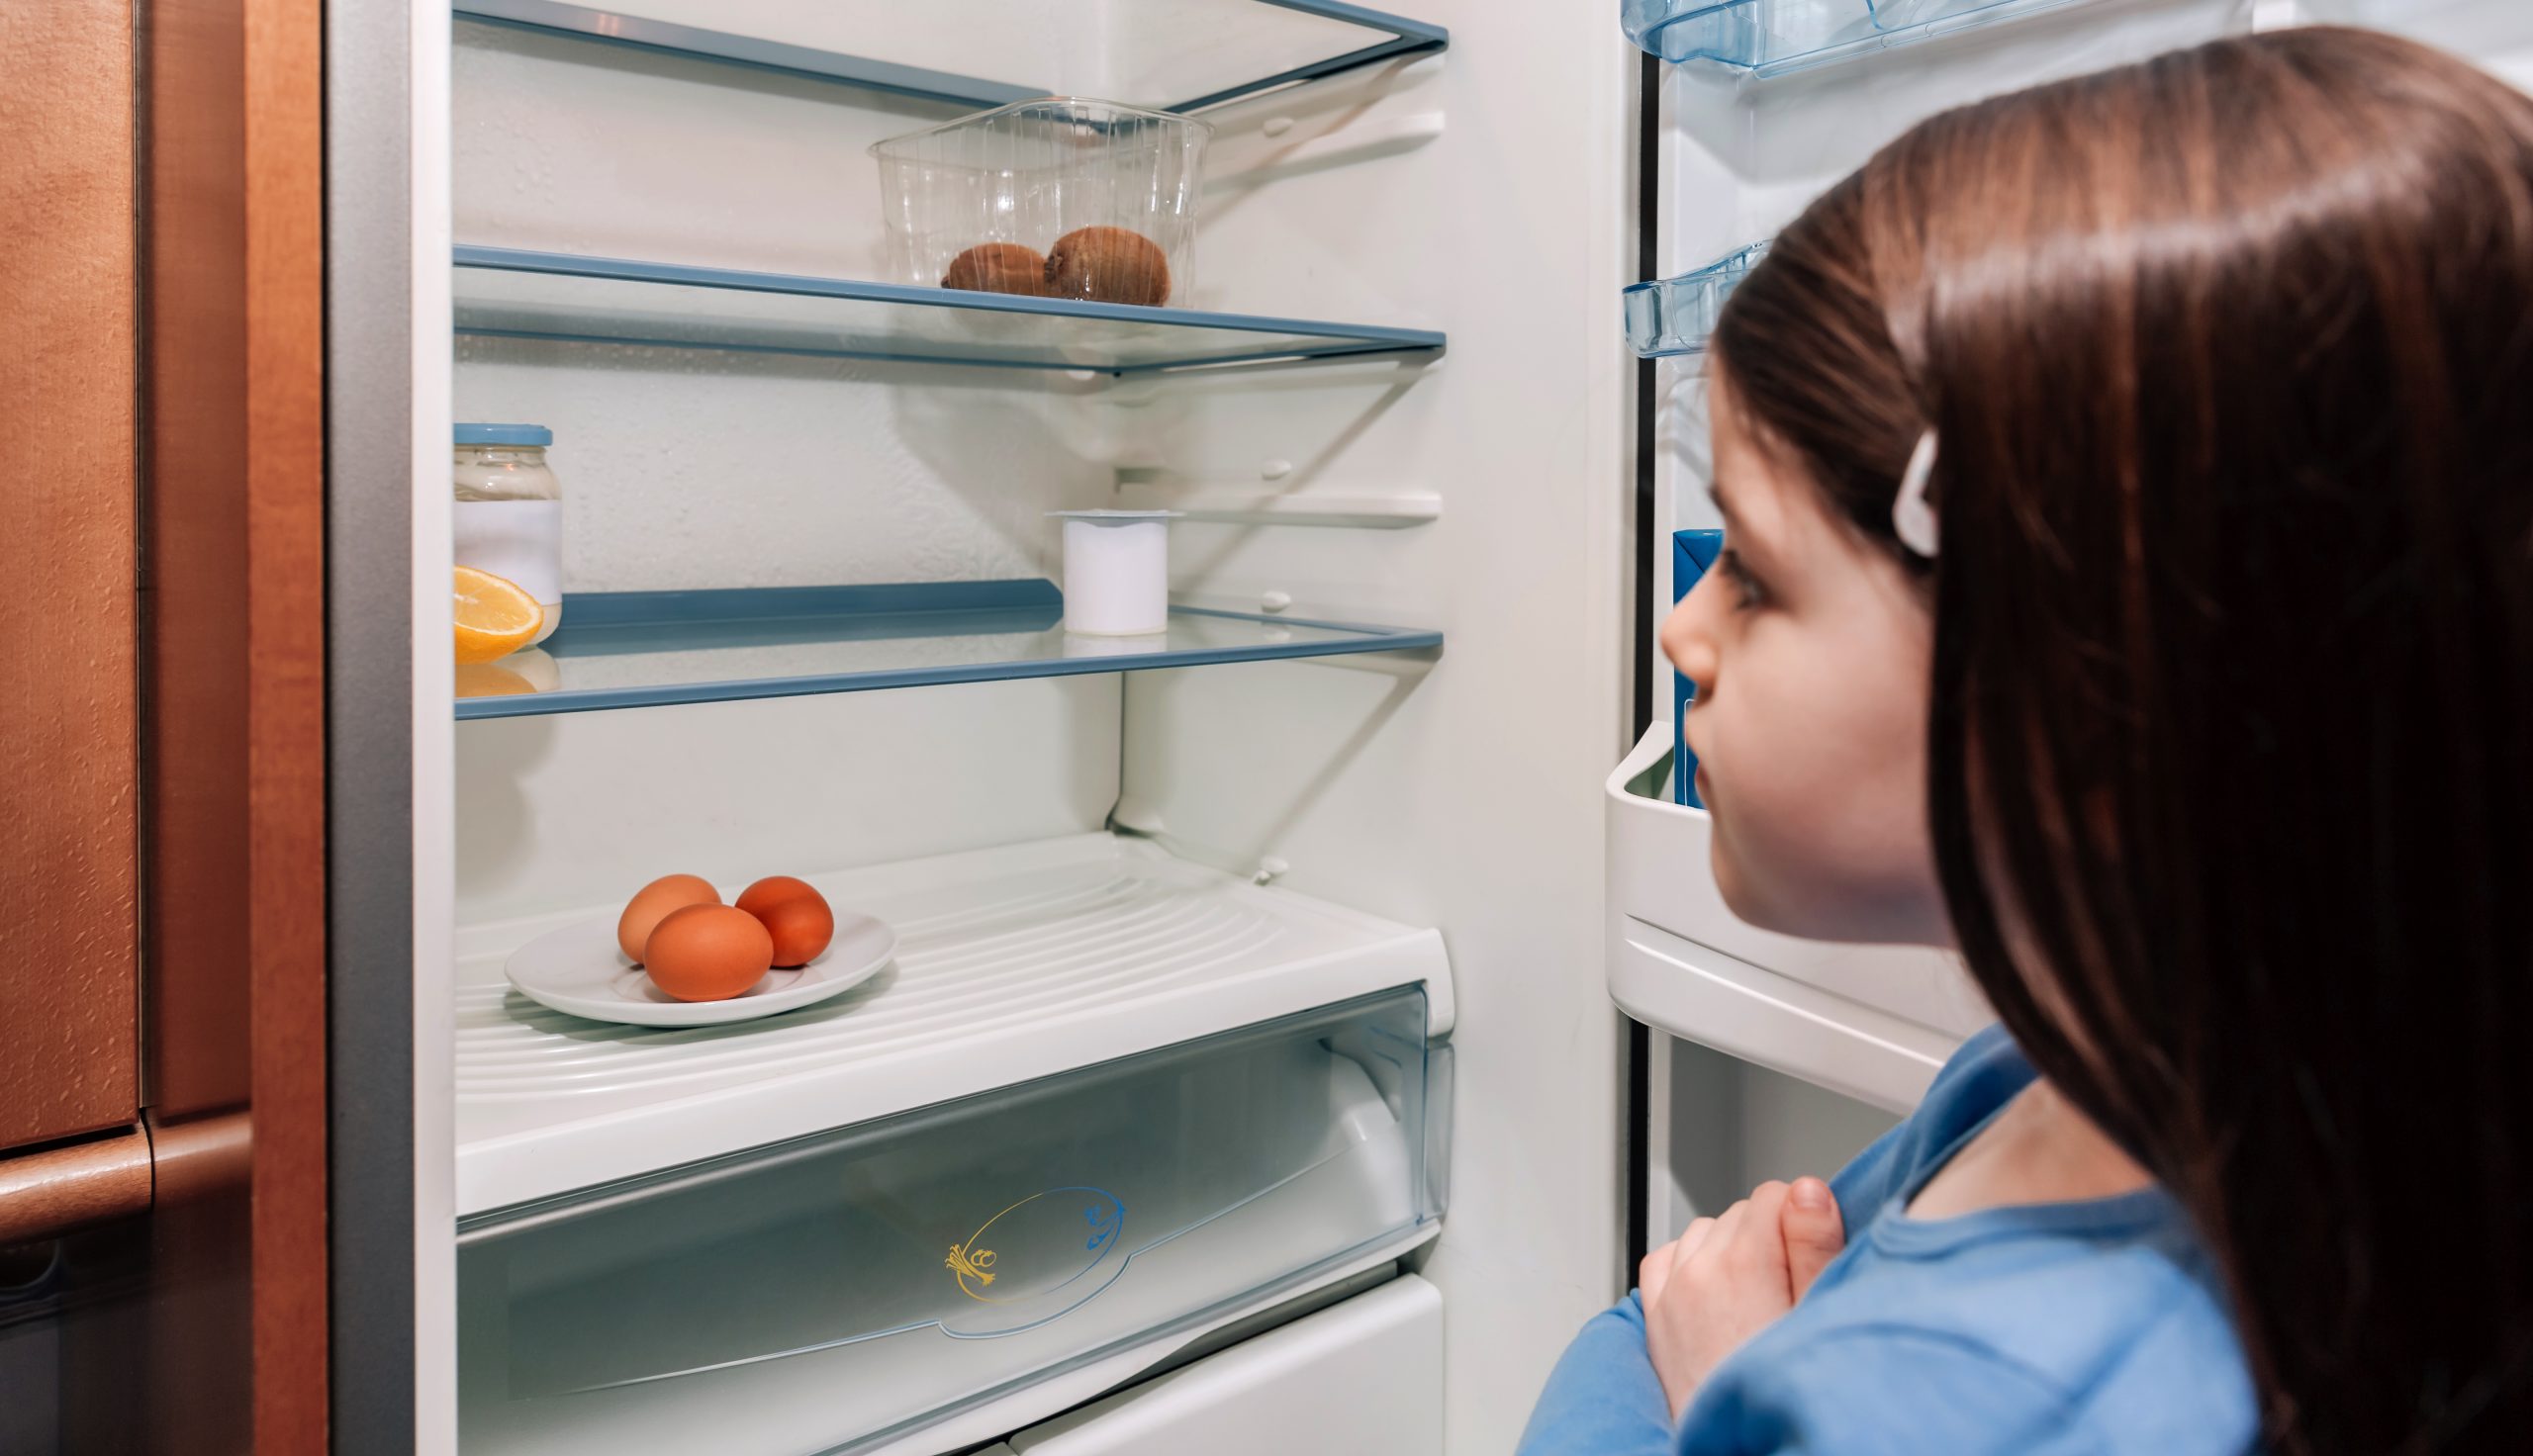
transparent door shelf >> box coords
[455,0,1449,114]
[1605,720,1986,1112]
[455,246,1446,374]
[1625,240,1768,358]
[454,580,1444,720]
[1625,0,2088,76]
[452,833,1455,1214]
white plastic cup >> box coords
[1051,510,1178,636]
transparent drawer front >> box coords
[458,987,1445,1455]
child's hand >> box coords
[1638,1177,1844,1421]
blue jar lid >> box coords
[455,422,553,446]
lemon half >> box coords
[454,565,545,665]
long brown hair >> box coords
[1714,28,2533,1454]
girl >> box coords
[1525,26,2533,1455]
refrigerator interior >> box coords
[427,1,1635,1450]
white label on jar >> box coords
[453,500,562,606]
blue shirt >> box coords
[1518,1028,2258,1455]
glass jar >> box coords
[453,422,563,646]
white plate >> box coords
[505,909,896,1027]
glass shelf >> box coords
[454,246,1447,375]
[1624,240,1768,358]
[1624,0,2088,77]
[453,580,1442,719]
[455,0,1450,113]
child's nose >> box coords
[1660,578,1723,701]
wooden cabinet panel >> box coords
[0,0,141,1154]
[238,0,330,1442]
[2,0,327,1447]
[147,0,253,1123]
[142,0,331,1444]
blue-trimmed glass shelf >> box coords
[454,246,1447,375]
[1625,241,1768,358]
[453,580,1443,719]
[455,0,1449,114]
[1625,0,2087,77]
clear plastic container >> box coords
[870,98,1213,309]
[453,422,563,646]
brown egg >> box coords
[736,875,835,968]
[643,904,774,1002]
[1045,226,1171,306]
[617,873,720,962]
[942,242,1050,296]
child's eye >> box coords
[1720,549,1767,610]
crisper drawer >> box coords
[457,987,1448,1456]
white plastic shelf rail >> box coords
[454,834,1454,1214]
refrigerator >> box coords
[320,0,2533,1451]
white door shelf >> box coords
[455,0,1450,115]
[1605,721,1988,1112]
[454,246,1448,376]
[454,832,1455,1216]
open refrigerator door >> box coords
[1613,0,2533,1244]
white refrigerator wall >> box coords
[449,21,1126,923]
[445,5,1634,1454]
[1111,3,1639,1445]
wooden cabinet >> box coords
[0,1,327,1448]
[0,0,142,1159]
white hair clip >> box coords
[1893,428,1941,558]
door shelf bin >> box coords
[1605,721,1986,1111]
[458,987,1448,1455]
[1624,241,1768,359]
[1624,0,2088,77]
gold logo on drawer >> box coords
[946,1186,1127,1303]
[944,1240,997,1287]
